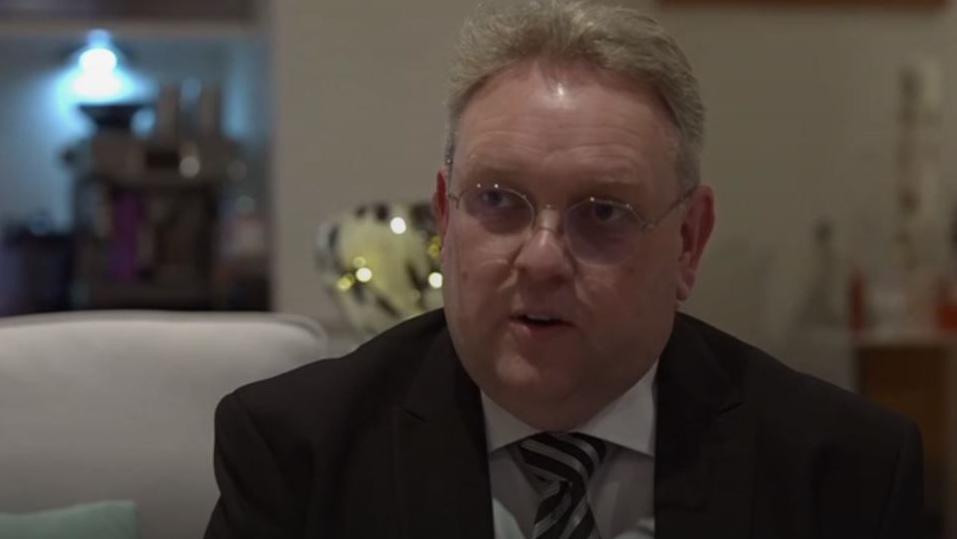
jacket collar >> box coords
[653,313,755,538]
[393,322,493,539]
[393,311,755,539]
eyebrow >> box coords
[458,163,649,205]
[461,161,642,186]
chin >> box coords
[493,351,581,401]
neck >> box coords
[487,374,645,432]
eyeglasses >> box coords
[447,182,693,264]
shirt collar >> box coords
[481,360,658,457]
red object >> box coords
[848,269,868,334]
[935,279,957,332]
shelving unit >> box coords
[856,333,957,538]
[0,0,271,314]
[0,0,256,22]
[71,171,224,310]
[0,0,260,43]
[0,19,258,42]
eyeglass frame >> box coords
[446,177,698,265]
[446,181,695,232]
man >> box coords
[205,1,923,538]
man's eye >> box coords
[478,189,517,209]
[589,201,628,223]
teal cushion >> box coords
[0,501,137,539]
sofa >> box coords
[0,310,328,538]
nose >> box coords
[513,208,573,283]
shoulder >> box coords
[678,315,923,533]
[220,309,449,444]
[680,314,918,449]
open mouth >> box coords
[512,314,569,328]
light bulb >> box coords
[390,217,408,235]
[79,47,118,73]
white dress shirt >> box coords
[481,361,658,539]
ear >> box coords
[433,166,451,241]
[676,185,715,302]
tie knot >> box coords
[517,432,609,488]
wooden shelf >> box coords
[0,18,258,42]
[855,330,957,349]
[0,0,255,24]
[78,281,214,310]
[663,0,945,6]
[82,173,226,191]
[856,340,957,537]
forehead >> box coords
[454,61,679,195]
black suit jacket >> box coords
[205,310,923,538]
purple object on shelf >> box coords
[110,192,143,282]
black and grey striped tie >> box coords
[516,432,609,539]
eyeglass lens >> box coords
[457,184,642,264]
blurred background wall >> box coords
[270,0,477,334]
[270,0,957,367]
[663,4,957,356]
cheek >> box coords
[575,258,677,364]
[578,252,679,319]
[441,234,513,314]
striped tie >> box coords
[516,432,609,539]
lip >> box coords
[508,315,574,340]
[510,309,572,323]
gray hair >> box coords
[444,0,705,190]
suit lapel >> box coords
[393,327,494,539]
[655,314,756,539]
[390,312,756,539]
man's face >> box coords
[434,61,714,430]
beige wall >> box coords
[271,1,956,362]
[271,0,477,329]
[660,4,957,352]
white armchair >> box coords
[0,311,328,538]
